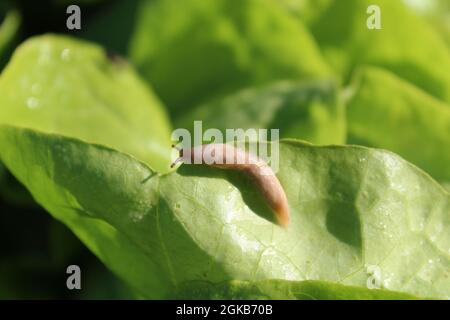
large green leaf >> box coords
[346,66,450,183]
[0,35,173,173]
[129,0,331,116]
[0,125,448,299]
[308,0,450,103]
[176,80,346,145]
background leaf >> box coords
[308,0,450,103]
[176,79,346,145]
[346,66,450,183]
[129,0,332,117]
[0,35,173,173]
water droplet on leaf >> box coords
[26,97,40,109]
[61,48,71,62]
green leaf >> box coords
[346,66,450,183]
[174,279,421,300]
[0,35,173,173]
[0,125,448,299]
[403,0,450,47]
[129,0,331,116]
[176,80,346,145]
[309,0,450,103]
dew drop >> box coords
[129,211,144,223]
[26,97,40,109]
[61,48,71,62]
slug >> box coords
[171,143,289,228]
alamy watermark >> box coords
[171,121,280,174]
[66,5,81,30]
[367,4,382,30]
[66,265,81,290]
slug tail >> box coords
[274,202,290,229]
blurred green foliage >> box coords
[177,79,346,145]
[129,0,332,116]
[308,0,450,102]
[347,66,450,182]
[0,5,20,69]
